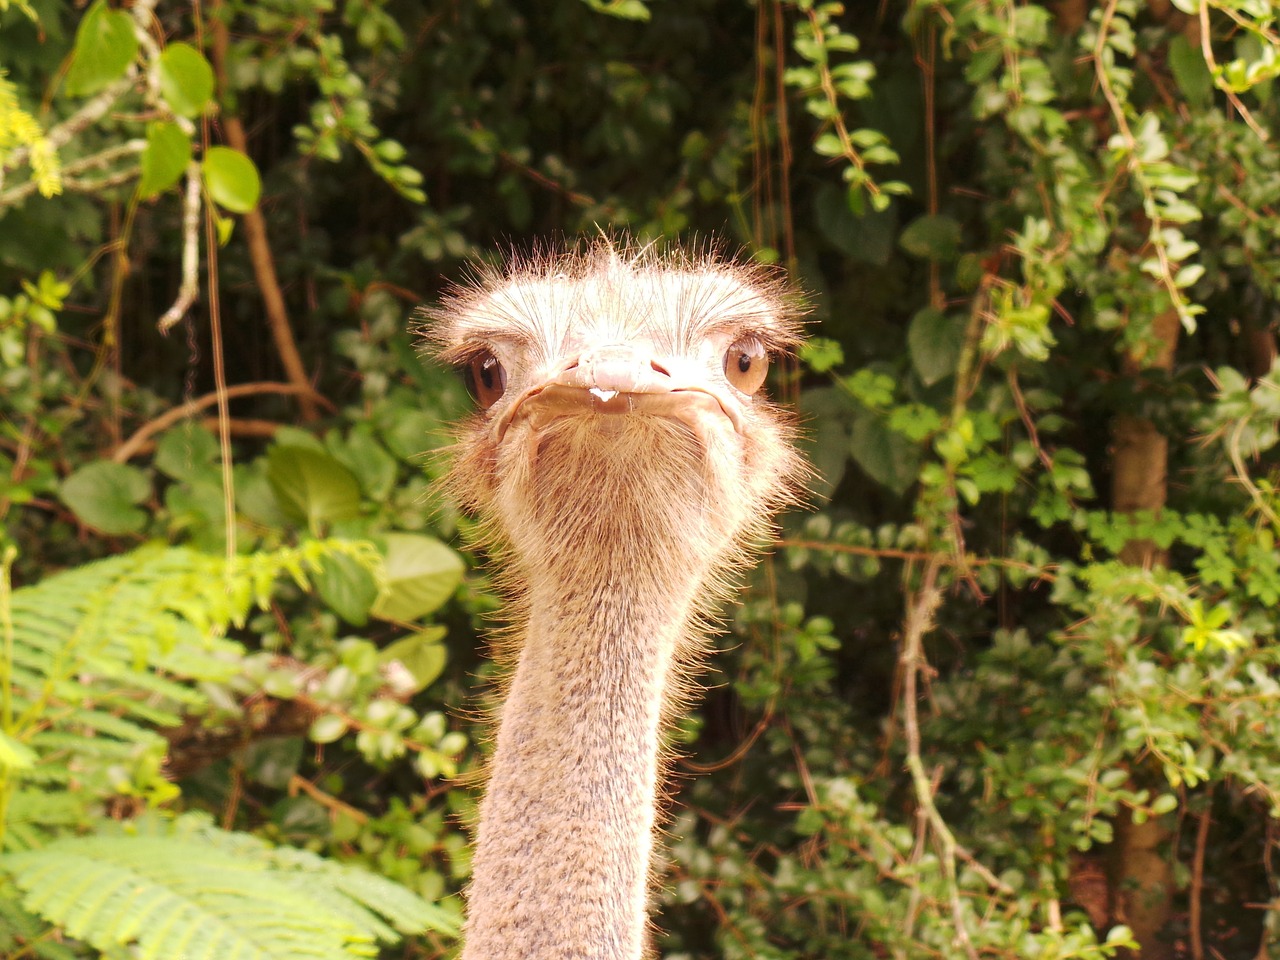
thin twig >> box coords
[288,774,369,824]
[0,140,147,207]
[112,381,331,462]
[772,0,796,271]
[1199,3,1269,143]
[777,538,1056,580]
[1226,417,1280,534]
[1007,367,1056,473]
[900,560,978,960]
[1093,0,1197,329]
[803,6,883,207]
[158,164,203,333]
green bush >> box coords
[1,0,1279,957]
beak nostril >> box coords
[649,360,671,377]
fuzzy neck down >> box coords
[462,418,726,960]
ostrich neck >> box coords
[462,545,701,960]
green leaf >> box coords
[241,737,302,790]
[137,121,191,200]
[378,627,449,692]
[157,42,214,118]
[798,337,845,373]
[64,0,138,97]
[813,181,897,265]
[313,550,379,626]
[155,424,219,481]
[581,0,651,21]
[328,426,397,501]
[2,815,446,958]
[202,146,262,214]
[266,447,362,530]
[850,411,920,496]
[370,533,464,622]
[60,461,150,535]
[898,214,962,262]
[309,714,349,744]
[798,386,855,503]
[907,307,965,386]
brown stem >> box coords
[111,381,330,462]
[1189,795,1212,960]
[288,774,369,824]
[1054,0,1090,32]
[209,8,319,421]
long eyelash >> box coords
[439,341,498,367]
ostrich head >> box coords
[429,238,805,960]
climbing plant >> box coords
[1,0,1280,957]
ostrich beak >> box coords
[493,347,744,444]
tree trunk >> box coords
[1054,0,1089,32]
[209,10,319,422]
[1109,307,1180,960]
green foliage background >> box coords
[2,0,1280,957]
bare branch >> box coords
[158,164,204,334]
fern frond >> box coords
[3,790,84,851]
[0,880,79,960]
[0,542,457,955]
[2,541,380,825]
[1,813,457,959]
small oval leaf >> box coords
[202,146,262,213]
[309,714,349,744]
[137,121,192,200]
[907,307,965,386]
[379,627,449,693]
[849,412,920,496]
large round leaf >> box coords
[60,461,150,535]
[64,0,138,97]
[328,426,397,501]
[898,214,962,263]
[849,412,920,497]
[202,146,262,214]
[155,424,219,482]
[907,307,965,387]
[157,42,214,118]
[370,533,465,622]
[313,551,379,626]
[266,446,362,530]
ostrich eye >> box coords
[723,337,768,395]
[466,352,507,409]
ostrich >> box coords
[429,239,805,960]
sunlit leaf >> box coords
[370,533,464,622]
[158,42,215,118]
[202,146,262,213]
